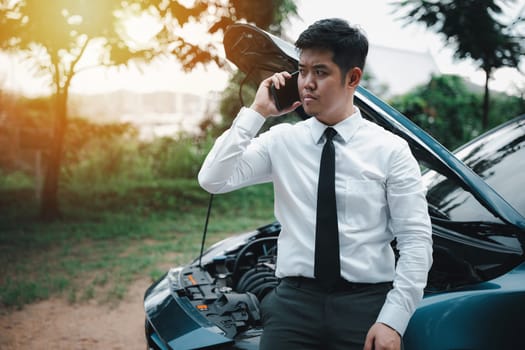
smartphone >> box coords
[270,71,300,111]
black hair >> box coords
[295,18,368,80]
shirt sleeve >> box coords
[198,107,272,194]
[376,141,433,335]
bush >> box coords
[145,134,213,179]
[62,129,155,193]
[61,119,212,194]
[0,170,34,190]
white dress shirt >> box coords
[198,106,433,335]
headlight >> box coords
[167,267,183,290]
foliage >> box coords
[0,0,298,220]
[488,89,525,126]
[60,118,213,195]
[145,135,212,179]
[63,127,154,193]
[219,72,256,134]
[0,94,53,174]
[392,0,525,128]
[0,0,298,69]
[389,74,525,149]
[0,170,33,189]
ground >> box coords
[0,278,150,350]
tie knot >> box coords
[324,127,337,142]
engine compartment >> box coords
[145,220,523,349]
[184,231,279,340]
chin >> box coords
[302,106,318,117]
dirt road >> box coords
[0,278,151,350]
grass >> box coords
[0,179,275,311]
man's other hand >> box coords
[364,322,401,350]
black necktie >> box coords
[314,127,340,289]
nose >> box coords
[300,72,315,91]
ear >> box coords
[346,67,362,88]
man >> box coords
[198,18,433,350]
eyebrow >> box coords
[298,63,330,70]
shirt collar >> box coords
[310,107,363,144]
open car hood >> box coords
[224,23,299,84]
[223,23,525,230]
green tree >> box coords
[390,74,525,149]
[0,0,297,220]
[393,0,525,129]
[390,74,481,149]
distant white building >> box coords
[69,90,221,140]
[365,44,440,97]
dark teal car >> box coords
[144,24,525,350]
[405,113,525,349]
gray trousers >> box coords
[259,277,399,350]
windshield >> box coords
[453,115,525,218]
[422,115,525,223]
[422,172,503,223]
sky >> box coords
[1,0,524,97]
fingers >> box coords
[363,323,401,350]
[251,71,296,118]
[280,100,302,114]
[267,71,292,89]
[363,331,374,350]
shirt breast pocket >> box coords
[344,180,387,230]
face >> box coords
[298,48,360,125]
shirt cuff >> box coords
[376,302,412,336]
[233,107,266,136]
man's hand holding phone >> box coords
[270,71,300,111]
[250,71,302,118]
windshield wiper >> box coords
[428,203,449,219]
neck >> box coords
[316,103,356,126]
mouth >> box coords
[302,93,317,103]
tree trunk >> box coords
[482,69,491,130]
[40,89,67,220]
[38,41,87,221]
